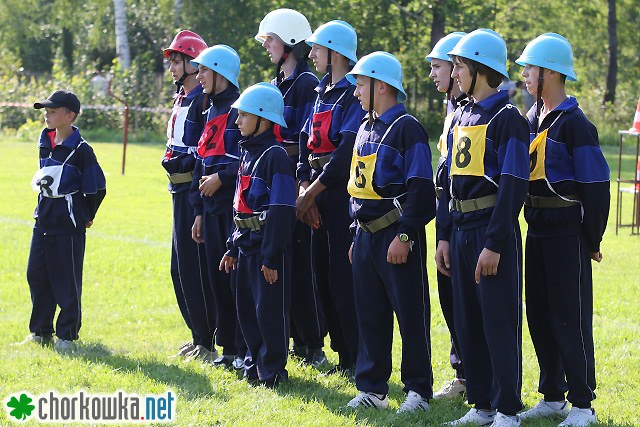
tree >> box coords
[604,0,617,104]
[114,0,131,68]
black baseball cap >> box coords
[34,90,81,114]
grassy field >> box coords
[0,137,638,426]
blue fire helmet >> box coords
[347,51,407,102]
[515,33,577,81]
[191,44,241,88]
[448,29,509,78]
[231,82,287,128]
[425,32,467,63]
[306,20,358,65]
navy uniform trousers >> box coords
[235,247,292,384]
[525,232,596,408]
[202,209,246,357]
[450,225,523,415]
[27,231,85,341]
[171,191,215,350]
[313,182,358,368]
[290,219,326,353]
[352,224,433,397]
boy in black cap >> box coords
[27,90,106,352]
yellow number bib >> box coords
[529,128,548,181]
[450,124,487,176]
[347,151,381,200]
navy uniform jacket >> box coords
[162,85,206,194]
[33,127,106,235]
[436,90,529,254]
[525,96,609,253]
[273,60,319,147]
[190,87,242,216]
[349,103,436,241]
[226,130,297,269]
[297,75,364,187]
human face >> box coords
[353,75,372,111]
[451,57,472,94]
[235,111,259,136]
[168,53,185,82]
[429,58,453,93]
[521,63,541,96]
[308,44,329,73]
[43,107,75,130]
[262,34,285,65]
[197,65,215,94]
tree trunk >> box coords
[604,0,617,104]
[113,0,131,69]
[174,0,183,26]
[430,0,445,49]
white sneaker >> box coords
[519,399,569,420]
[54,339,77,353]
[397,390,430,413]
[347,392,389,409]
[446,408,496,426]
[490,412,520,427]
[558,407,597,427]
[185,345,219,363]
[434,378,466,399]
[19,334,54,347]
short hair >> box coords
[456,56,504,88]
[168,51,194,62]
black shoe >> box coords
[300,349,328,368]
[322,364,355,380]
[211,355,234,369]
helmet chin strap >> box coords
[368,77,375,126]
[276,46,292,85]
[250,116,263,137]
[326,48,333,85]
[536,67,545,120]
[467,69,478,97]
[177,55,197,87]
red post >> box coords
[108,81,130,175]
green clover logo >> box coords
[6,393,35,421]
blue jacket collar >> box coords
[376,103,407,125]
[473,90,510,112]
[316,74,352,94]
[239,129,277,153]
[38,126,82,150]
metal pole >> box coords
[108,80,130,175]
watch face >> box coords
[398,233,409,242]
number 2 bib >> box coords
[197,111,230,158]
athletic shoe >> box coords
[321,364,355,380]
[446,408,496,426]
[346,392,389,409]
[20,334,54,347]
[434,378,466,399]
[211,355,234,369]
[232,356,245,370]
[490,412,520,427]
[301,349,328,369]
[54,339,77,353]
[558,407,597,427]
[173,341,196,358]
[186,345,218,363]
[519,399,569,420]
[289,344,307,359]
[397,390,430,413]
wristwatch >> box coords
[397,233,410,243]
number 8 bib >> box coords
[450,124,487,177]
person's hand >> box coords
[301,203,321,229]
[475,248,500,284]
[348,242,354,264]
[261,265,278,284]
[192,215,204,244]
[86,220,94,228]
[199,173,222,197]
[435,240,451,277]
[219,255,237,273]
[296,181,326,219]
[387,236,410,264]
[591,251,603,263]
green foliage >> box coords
[0,0,637,141]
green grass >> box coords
[0,139,638,426]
